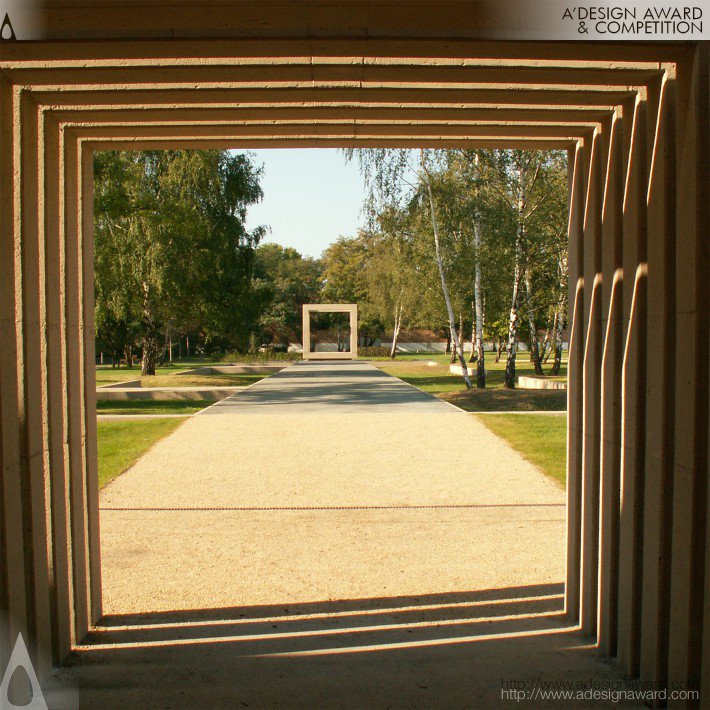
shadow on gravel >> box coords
[201,361,454,412]
[61,583,619,708]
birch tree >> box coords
[475,150,566,388]
[344,148,472,388]
[420,154,472,387]
[472,207,486,387]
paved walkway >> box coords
[69,362,635,707]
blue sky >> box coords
[242,149,367,258]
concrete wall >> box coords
[379,341,569,353]
[0,29,706,702]
[177,365,285,375]
[96,388,241,401]
[302,304,357,360]
[517,376,567,390]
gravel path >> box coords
[82,363,636,708]
[100,362,565,613]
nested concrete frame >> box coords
[0,38,707,702]
[0,36,688,672]
[302,304,358,360]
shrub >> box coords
[358,346,391,358]
[219,351,302,363]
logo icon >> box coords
[1,13,16,41]
[0,634,48,709]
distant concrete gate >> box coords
[0,5,707,701]
[302,304,358,360]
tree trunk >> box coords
[141,330,161,376]
[445,330,451,354]
[549,254,567,375]
[544,303,561,364]
[550,301,564,376]
[524,276,544,376]
[551,328,563,376]
[474,313,486,388]
[459,313,464,351]
[504,276,521,388]
[541,322,553,364]
[389,303,403,359]
[141,290,161,375]
[495,337,503,363]
[422,152,472,388]
[551,251,568,377]
[473,206,486,388]
[124,345,133,369]
[450,328,457,364]
[528,331,544,375]
[468,301,477,363]
[505,165,526,390]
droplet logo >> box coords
[0,634,48,709]
[1,13,16,41]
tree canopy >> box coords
[94,149,264,372]
[94,147,568,384]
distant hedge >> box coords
[220,351,302,363]
[358,346,391,358]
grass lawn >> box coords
[95,361,218,386]
[141,373,264,388]
[376,352,567,411]
[96,400,212,415]
[476,413,567,486]
[442,388,567,412]
[365,352,451,363]
[97,417,186,488]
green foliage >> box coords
[321,233,384,343]
[344,147,569,364]
[321,236,369,303]
[358,346,390,358]
[252,243,323,345]
[219,351,302,363]
[94,147,568,372]
[94,149,265,372]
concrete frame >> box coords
[0,17,707,702]
[302,304,358,360]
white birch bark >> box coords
[550,252,567,375]
[472,162,486,387]
[469,301,476,362]
[421,152,472,388]
[524,274,544,375]
[541,321,553,363]
[504,163,526,389]
[389,302,403,359]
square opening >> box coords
[302,304,358,360]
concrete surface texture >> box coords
[302,304,358,360]
[2,39,705,695]
[96,386,244,401]
[66,362,638,707]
